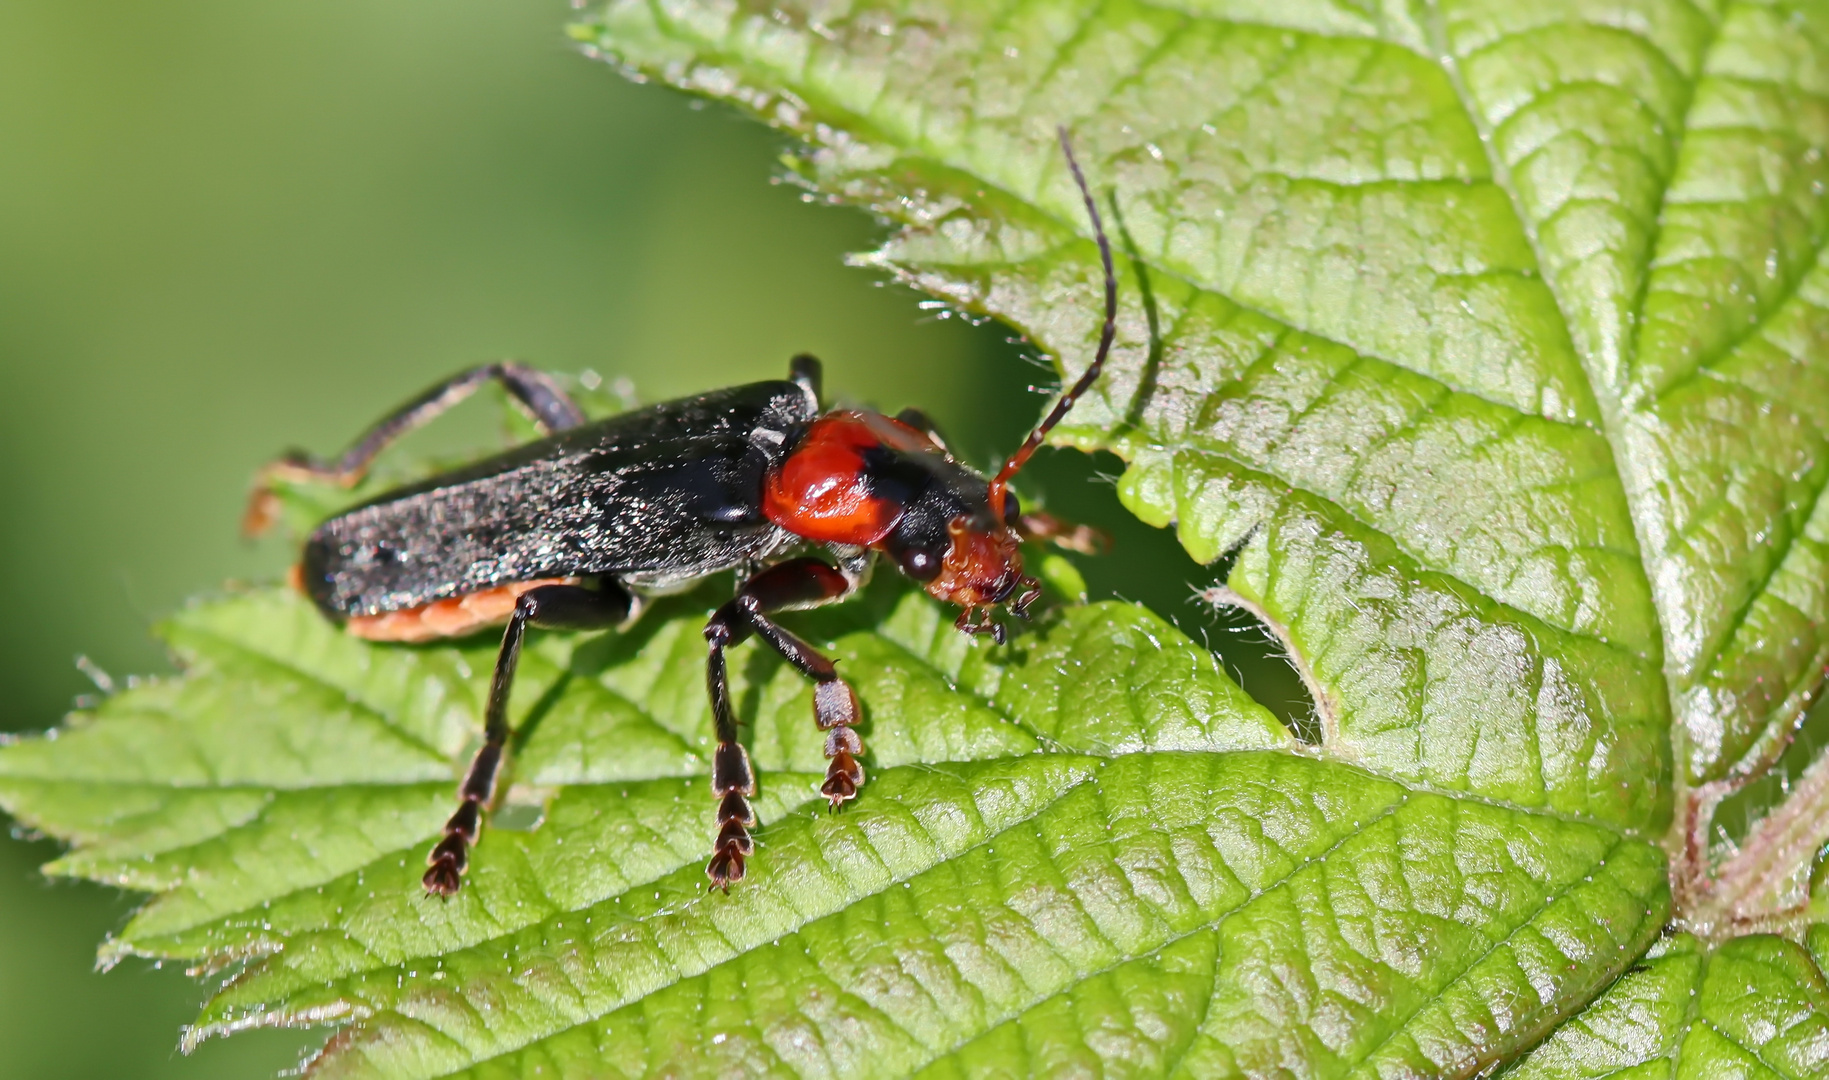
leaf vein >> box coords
[1342,829,1634,1074]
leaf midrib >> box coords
[1440,1,1829,770]
[1420,1,1728,736]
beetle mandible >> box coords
[245,129,1118,895]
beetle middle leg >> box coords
[703,557,861,890]
[423,579,633,896]
[246,362,589,535]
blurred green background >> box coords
[0,2,1301,1076]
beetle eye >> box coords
[1001,491,1022,527]
[898,547,942,581]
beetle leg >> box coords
[702,557,860,890]
[423,580,632,897]
[1015,510,1110,556]
[245,362,589,535]
[788,353,824,405]
[892,407,950,452]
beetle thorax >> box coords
[762,410,1027,611]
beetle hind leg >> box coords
[702,637,759,891]
[246,362,589,536]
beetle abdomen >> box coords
[341,578,577,642]
[299,379,815,619]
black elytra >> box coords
[247,129,1119,894]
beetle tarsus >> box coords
[821,750,864,810]
[707,740,757,891]
[423,835,468,897]
[423,800,480,893]
[424,862,463,897]
[706,844,746,892]
[955,606,1010,644]
[702,557,860,886]
[819,713,865,810]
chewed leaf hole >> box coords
[1199,585,1321,745]
[999,449,1320,743]
[1716,691,1829,852]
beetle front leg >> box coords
[246,362,589,535]
[1015,510,1109,555]
[423,580,632,896]
[703,557,860,890]
[893,407,950,451]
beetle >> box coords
[244,130,1117,895]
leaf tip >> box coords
[94,938,130,974]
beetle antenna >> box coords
[988,126,1117,522]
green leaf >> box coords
[8,0,1829,1074]
[588,0,1678,830]
[573,0,1829,918]
[1505,932,1829,1078]
[577,0,1829,915]
[579,0,1829,1069]
[0,581,1672,1077]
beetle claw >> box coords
[821,749,864,809]
[423,857,463,897]
[706,844,746,891]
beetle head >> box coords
[764,410,1041,642]
[765,130,1112,646]
[921,126,1112,643]
[881,478,1040,643]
